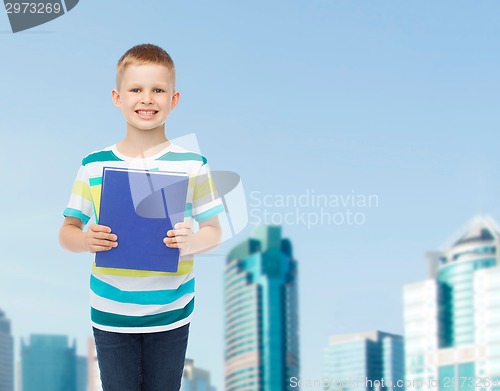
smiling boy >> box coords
[59,44,223,391]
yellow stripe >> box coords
[72,180,92,202]
[188,175,197,189]
[90,185,102,219]
[92,260,194,277]
[193,177,216,201]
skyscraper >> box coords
[323,331,405,391]
[181,358,216,391]
[21,334,77,391]
[224,225,299,391]
[404,216,500,391]
[76,355,87,391]
[15,361,21,391]
[0,309,14,391]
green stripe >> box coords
[64,208,91,224]
[194,204,224,222]
[82,151,123,166]
[90,275,195,305]
[91,298,194,328]
[157,152,207,165]
[89,177,102,186]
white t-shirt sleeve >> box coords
[63,164,94,225]
[191,161,224,222]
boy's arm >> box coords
[59,217,118,253]
[164,216,222,256]
[192,215,222,255]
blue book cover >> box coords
[95,167,189,272]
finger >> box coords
[174,222,191,230]
[167,228,189,237]
[91,245,114,253]
[173,236,187,244]
[91,239,118,248]
[164,237,188,247]
[92,224,112,233]
[163,237,177,245]
[94,231,117,241]
[174,228,193,237]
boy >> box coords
[59,43,223,391]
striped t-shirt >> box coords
[63,143,224,333]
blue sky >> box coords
[1,1,500,390]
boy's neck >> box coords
[116,128,171,159]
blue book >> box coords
[95,167,189,272]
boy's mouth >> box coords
[135,110,158,119]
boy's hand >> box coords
[84,224,118,253]
[164,221,193,256]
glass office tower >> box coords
[181,358,216,391]
[224,225,299,391]
[76,355,87,391]
[404,216,500,391]
[324,331,405,391]
[0,309,14,391]
[21,334,77,391]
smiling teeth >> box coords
[137,110,157,114]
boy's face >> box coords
[112,63,179,134]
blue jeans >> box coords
[92,323,190,391]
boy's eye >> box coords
[130,88,163,93]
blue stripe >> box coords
[82,150,123,165]
[90,275,195,305]
[194,204,225,222]
[156,151,207,165]
[89,177,102,186]
[184,203,192,218]
[63,208,91,225]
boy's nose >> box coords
[141,93,153,104]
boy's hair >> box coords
[116,43,176,91]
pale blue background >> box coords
[1,1,500,390]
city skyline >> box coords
[6,216,500,390]
[8,328,216,391]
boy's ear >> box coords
[171,90,180,109]
[111,89,121,108]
